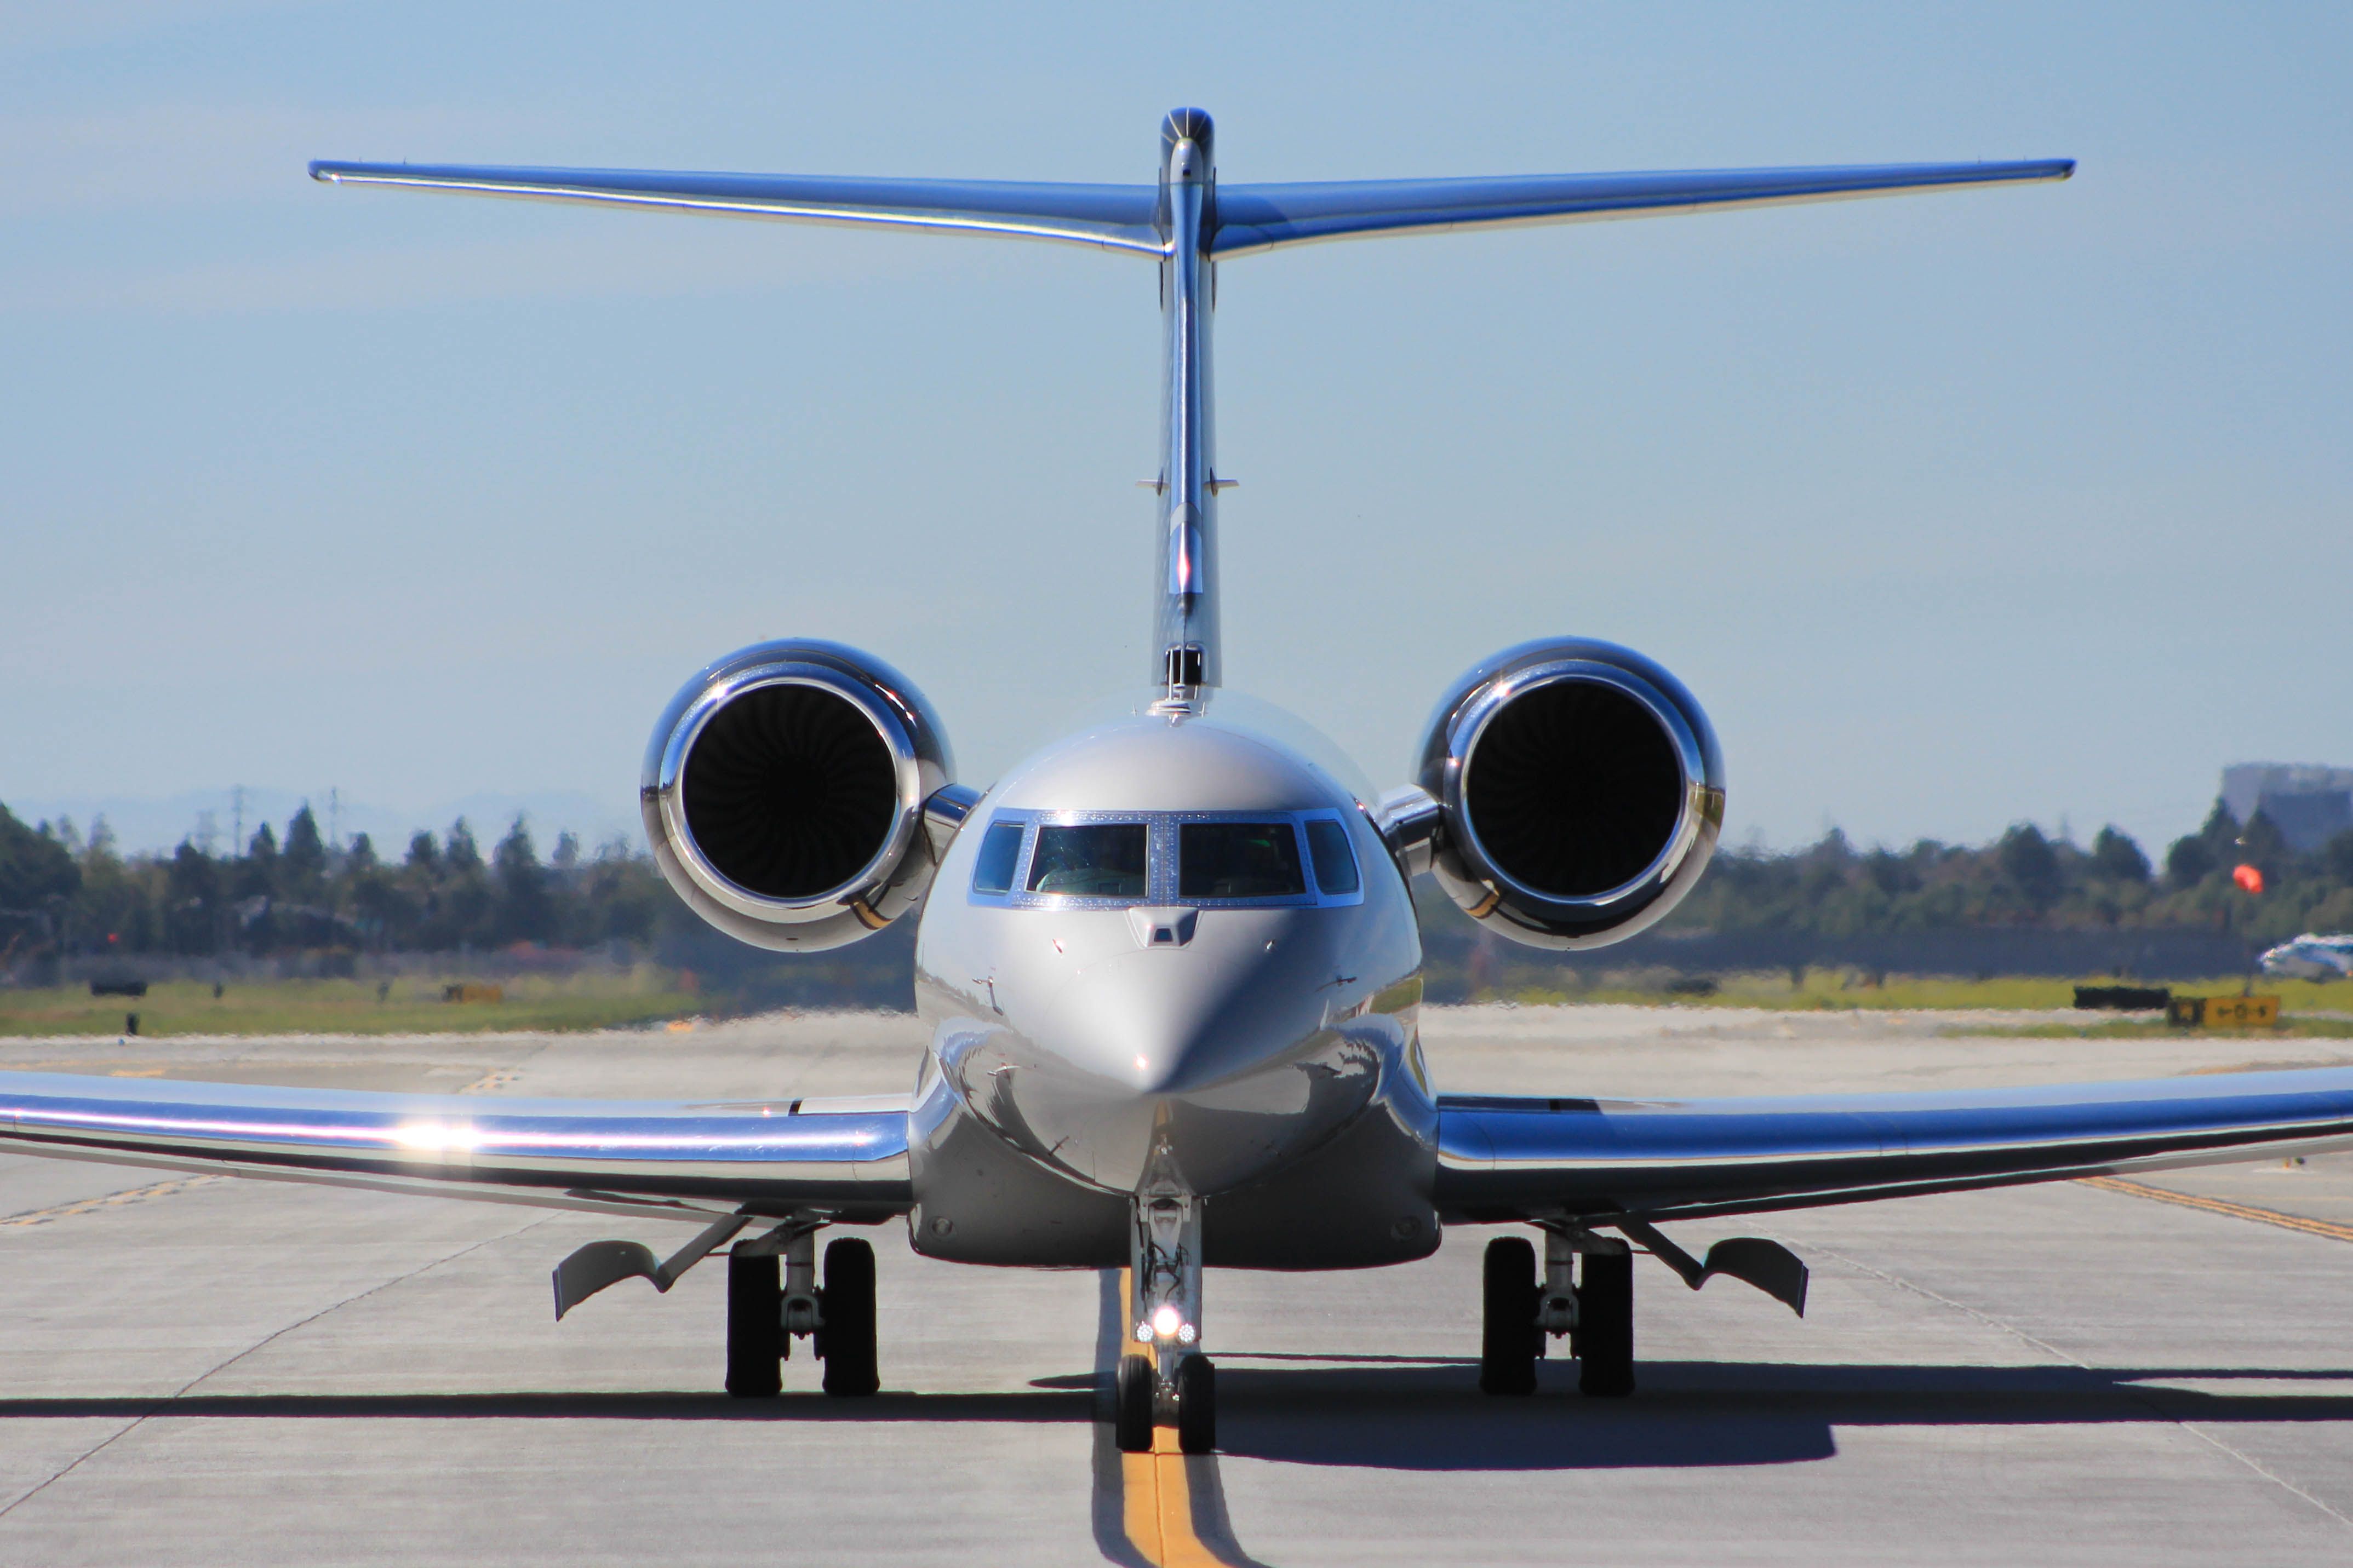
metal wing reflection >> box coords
[1435,1067,2353,1225]
[0,1071,910,1224]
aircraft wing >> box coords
[308,161,1166,255]
[1210,160,2074,257]
[0,1071,910,1225]
[1434,1067,2353,1226]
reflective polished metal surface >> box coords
[1415,636,1727,949]
[908,695,1426,1238]
[640,639,955,952]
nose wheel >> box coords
[725,1230,878,1397]
[1114,1354,1156,1451]
[1115,1351,1217,1454]
[1174,1351,1217,1453]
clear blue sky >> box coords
[4,3,2348,857]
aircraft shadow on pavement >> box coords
[5,1361,2353,1474]
[0,1390,1089,1425]
[1201,1359,2353,1472]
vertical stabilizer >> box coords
[1155,108,1219,696]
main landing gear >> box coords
[725,1229,878,1398]
[1115,1191,1216,1454]
[1480,1230,1633,1398]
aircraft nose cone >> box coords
[972,906,1392,1195]
[1043,935,1301,1096]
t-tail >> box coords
[313,112,2071,698]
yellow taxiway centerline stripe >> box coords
[1113,1267,1224,1568]
[2082,1175,2353,1243]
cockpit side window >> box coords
[1304,818,1360,896]
[1027,823,1149,898]
[1178,822,1306,899]
[971,821,1026,895]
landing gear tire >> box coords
[818,1237,879,1397]
[1114,1354,1157,1453]
[1577,1249,1635,1398]
[725,1250,782,1398]
[1479,1236,1540,1396]
[1175,1353,1217,1454]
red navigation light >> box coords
[2233,864,2265,895]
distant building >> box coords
[2223,763,2353,852]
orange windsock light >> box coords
[2233,863,2265,895]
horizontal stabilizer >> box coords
[1210,160,2075,256]
[312,156,2071,263]
[308,162,1165,254]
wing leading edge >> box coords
[0,1072,909,1225]
[1436,1067,2353,1226]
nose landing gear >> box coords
[1117,1191,1216,1452]
[725,1226,878,1398]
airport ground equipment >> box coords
[41,114,2353,1454]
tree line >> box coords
[4,794,2349,975]
[0,801,668,964]
[1664,807,2353,946]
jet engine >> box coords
[1397,637,1724,950]
[641,640,959,951]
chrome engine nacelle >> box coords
[641,640,958,952]
[1393,637,1724,950]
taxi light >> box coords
[1152,1304,1181,1337]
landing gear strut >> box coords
[724,1227,878,1398]
[1479,1229,1634,1398]
[1117,1191,1216,1453]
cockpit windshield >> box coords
[1178,822,1304,899]
[970,809,1364,910]
[1026,823,1149,898]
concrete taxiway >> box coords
[2,1005,2352,1565]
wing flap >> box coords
[1435,1068,2353,1224]
[1211,160,2074,257]
[309,162,1166,255]
[0,1072,911,1221]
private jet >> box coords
[2264,934,2353,981]
[13,112,2353,1456]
